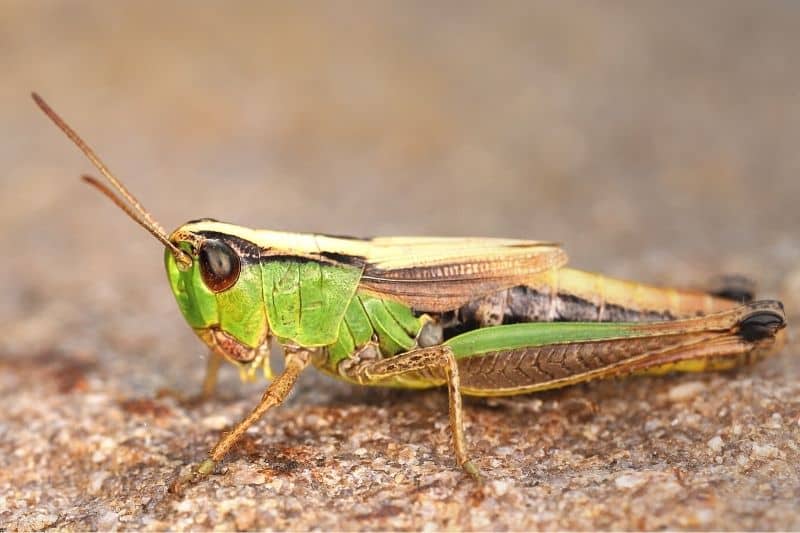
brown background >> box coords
[2,2,798,530]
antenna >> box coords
[31,93,192,268]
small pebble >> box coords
[88,470,110,495]
[175,499,194,513]
[232,468,266,485]
[91,450,108,463]
[494,446,514,456]
[491,480,511,496]
[751,443,779,459]
[234,507,258,530]
[668,381,705,402]
[20,513,59,530]
[201,415,230,430]
[694,508,714,525]
[614,472,649,489]
[644,419,662,432]
[397,446,416,461]
[97,510,119,530]
[707,436,724,453]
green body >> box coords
[159,221,784,398]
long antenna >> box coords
[81,174,189,258]
[31,92,192,268]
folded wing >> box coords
[358,237,567,312]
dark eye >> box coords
[198,239,241,292]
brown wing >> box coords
[358,237,568,312]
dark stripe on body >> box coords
[197,231,262,263]
[197,231,367,269]
[319,251,366,267]
[260,252,366,268]
[316,232,370,241]
[436,286,676,340]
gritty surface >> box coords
[2,3,799,531]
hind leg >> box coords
[345,345,481,480]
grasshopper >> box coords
[33,93,787,483]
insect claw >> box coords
[462,460,483,482]
[197,458,217,476]
[168,459,219,495]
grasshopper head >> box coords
[165,222,271,373]
[33,93,273,378]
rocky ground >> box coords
[1,3,798,530]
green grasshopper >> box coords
[33,93,787,483]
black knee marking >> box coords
[738,310,785,342]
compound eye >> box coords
[198,239,241,292]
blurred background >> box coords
[4,3,799,352]
[4,2,799,375]
[1,2,798,529]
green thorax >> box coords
[261,259,362,346]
